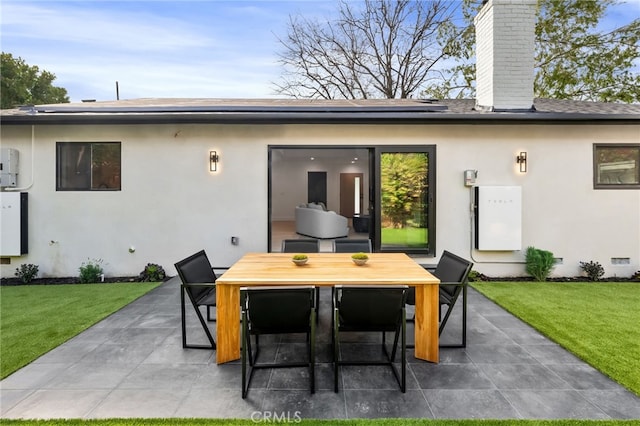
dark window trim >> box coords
[373,146,436,256]
[593,143,640,190]
[56,141,122,191]
[267,144,436,256]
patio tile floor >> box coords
[2,277,640,420]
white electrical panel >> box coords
[474,186,522,251]
[0,192,28,255]
[1,148,19,187]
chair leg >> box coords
[462,285,467,347]
[182,286,216,350]
[333,308,340,393]
[389,325,401,362]
[310,308,316,394]
[242,314,263,398]
[439,287,467,348]
[242,311,249,398]
[181,286,188,348]
[401,312,406,392]
[244,305,316,398]
[315,287,320,324]
[381,322,405,393]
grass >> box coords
[381,227,427,247]
[0,282,160,379]
[471,281,640,397]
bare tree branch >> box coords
[273,0,459,99]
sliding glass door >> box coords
[268,145,435,255]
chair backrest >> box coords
[332,239,372,253]
[242,286,315,334]
[335,286,407,331]
[281,239,320,253]
[433,251,474,298]
[174,250,217,301]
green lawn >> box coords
[0,282,160,379]
[381,227,427,247]
[471,282,640,397]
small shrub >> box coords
[525,246,555,282]
[14,263,39,284]
[79,258,104,283]
[579,261,605,281]
[467,270,488,282]
[139,263,166,282]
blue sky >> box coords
[2,0,639,103]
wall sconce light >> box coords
[209,151,219,172]
[516,151,527,173]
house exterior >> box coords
[1,0,639,280]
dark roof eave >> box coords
[1,111,639,125]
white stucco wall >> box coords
[1,121,639,279]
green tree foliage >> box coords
[424,0,640,103]
[1,52,69,109]
[274,0,460,99]
[381,153,427,228]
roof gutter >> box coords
[2,111,639,126]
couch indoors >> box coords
[295,203,349,239]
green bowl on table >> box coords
[292,254,308,266]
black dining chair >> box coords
[281,238,321,318]
[407,250,474,348]
[241,286,316,398]
[174,250,228,350]
[332,238,372,253]
[333,285,408,392]
[281,239,320,253]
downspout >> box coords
[6,125,35,191]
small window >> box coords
[593,144,640,189]
[57,142,121,191]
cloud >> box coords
[1,3,221,52]
[1,1,298,100]
[4,0,636,102]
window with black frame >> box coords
[56,142,121,191]
[377,147,435,255]
[593,144,640,189]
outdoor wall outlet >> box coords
[231,236,239,245]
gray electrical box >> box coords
[0,148,19,188]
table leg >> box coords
[216,284,241,364]
[413,284,439,363]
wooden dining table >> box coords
[214,252,440,364]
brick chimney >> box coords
[474,0,536,111]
